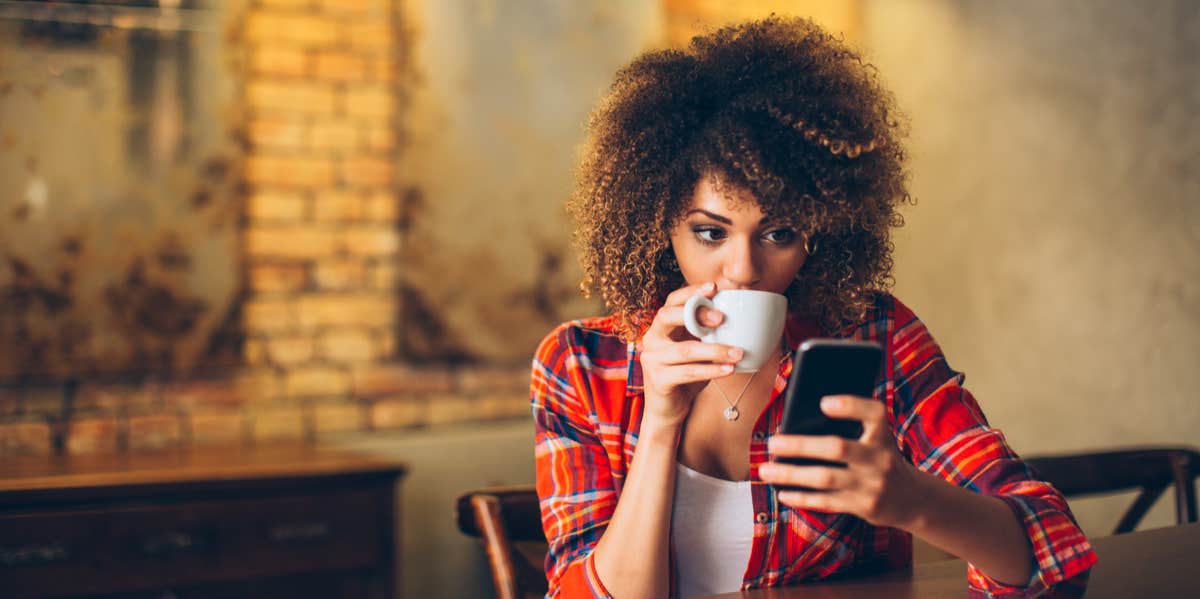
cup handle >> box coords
[683,294,716,339]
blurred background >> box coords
[0,0,1196,597]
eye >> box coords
[693,226,726,244]
[762,228,797,245]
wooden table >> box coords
[706,522,1200,598]
[0,443,407,599]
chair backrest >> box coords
[455,486,548,599]
[1024,446,1200,535]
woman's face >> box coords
[669,177,809,294]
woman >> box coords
[531,16,1095,599]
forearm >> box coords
[591,416,681,598]
[905,472,1034,586]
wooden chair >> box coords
[1024,446,1200,534]
[455,486,549,599]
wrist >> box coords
[637,413,684,448]
[895,465,937,534]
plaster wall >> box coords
[862,0,1199,535]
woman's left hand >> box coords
[758,395,925,530]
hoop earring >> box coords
[804,236,819,256]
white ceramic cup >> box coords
[683,289,787,372]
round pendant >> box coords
[723,405,740,421]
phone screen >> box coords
[774,339,884,467]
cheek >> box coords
[766,252,808,288]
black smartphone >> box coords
[774,339,884,467]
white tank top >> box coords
[671,461,755,599]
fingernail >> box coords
[701,282,715,292]
[759,464,775,477]
[727,348,742,359]
[821,396,840,411]
[720,364,734,373]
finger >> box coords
[758,463,849,491]
[662,281,718,307]
[646,303,726,345]
[776,488,845,514]
[658,362,735,386]
[660,340,743,366]
[768,434,868,465]
[820,395,887,440]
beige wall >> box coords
[861,0,1199,534]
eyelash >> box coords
[691,226,797,246]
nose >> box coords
[721,236,761,289]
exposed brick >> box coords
[246,81,337,114]
[247,117,305,148]
[476,394,531,420]
[236,370,281,404]
[0,421,52,456]
[20,388,62,418]
[370,397,427,429]
[249,45,310,78]
[427,395,478,426]
[191,410,246,445]
[365,125,396,150]
[296,294,394,329]
[245,12,341,46]
[362,191,398,222]
[319,328,377,363]
[314,258,367,291]
[456,366,531,394]
[246,226,339,259]
[245,338,268,366]
[74,383,146,413]
[284,366,351,398]
[346,22,394,51]
[313,401,364,434]
[309,120,360,151]
[343,86,392,118]
[313,190,363,222]
[317,0,382,15]
[0,388,19,416]
[368,57,396,83]
[378,330,397,358]
[266,336,316,367]
[314,51,367,81]
[249,262,310,293]
[163,371,279,409]
[343,226,399,256]
[245,155,336,187]
[164,379,235,410]
[251,406,307,441]
[257,0,316,8]
[246,190,307,222]
[244,298,297,333]
[128,413,182,451]
[369,261,397,290]
[67,416,120,455]
[353,364,454,397]
[340,156,393,187]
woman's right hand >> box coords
[639,282,744,427]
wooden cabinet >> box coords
[0,444,406,599]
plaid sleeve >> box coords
[888,300,1097,598]
[532,323,616,599]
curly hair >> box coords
[568,16,911,340]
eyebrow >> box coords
[684,209,770,225]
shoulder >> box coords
[839,293,932,345]
[535,315,630,371]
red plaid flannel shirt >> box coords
[531,294,1096,598]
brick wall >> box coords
[0,0,529,457]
